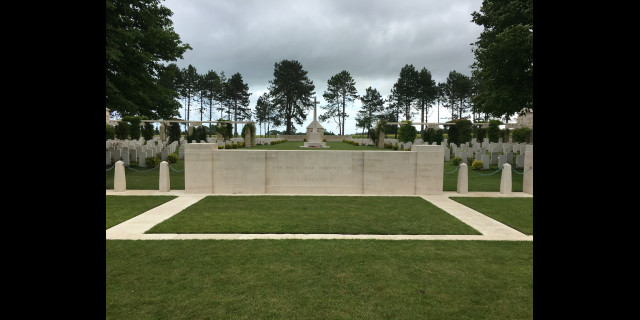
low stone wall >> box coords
[184,144,443,195]
[277,135,352,142]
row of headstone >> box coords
[106,139,179,166]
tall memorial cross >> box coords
[313,96,319,122]
[301,96,329,148]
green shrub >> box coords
[433,129,443,145]
[145,156,160,168]
[115,122,130,140]
[475,126,487,143]
[452,157,462,166]
[167,153,178,164]
[392,144,399,150]
[106,125,116,140]
[384,142,392,149]
[472,160,483,170]
[168,122,182,144]
[123,116,142,140]
[488,120,502,143]
[142,122,155,141]
[512,127,532,143]
[397,121,418,143]
[447,124,458,147]
[455,119,473,145]
[231,142,238,149]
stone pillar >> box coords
[158,122,166,142]
[114,160,126,192]
[457,163,468,194]
[106,108,110,122]
[243,130,252,148]
[188,125,194,137]
[500,163,512,194]
[523,145,533,195]
[159,161,170,192]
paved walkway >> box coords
[106,190,533,241]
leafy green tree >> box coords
[443,71,473,120]
[201,70,223,136]
[471,0,533,121]
[415,67,437,131]
[106,0,191,118]
[435,82,446,123]
[215,71,228,119]
[268,60,315,135]
[178,65,200,123]
[225,73,252,136]
[384,94,401,138]
[155,63,183,119]
[355,86,385,136]
[195,73,208,122]
[320,70,358,135]
[391,64,419,120]
[255,92,281,138]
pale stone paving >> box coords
[106,190,532,241]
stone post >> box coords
[523,145,533,195]
[114,160,126,192]
[457,163,468,194]
[500,163,512,194]
[159,161,170,192]
[244,130,252,148]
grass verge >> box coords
[106,240,533,320]
[145,196,481,235]
[106,195,177,229]
[449,197,533,235]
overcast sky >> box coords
[161,0,485,135]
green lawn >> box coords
[106,195,177,229]
[106,240,533,320]
[145,196,481,235]
[106,193,533,319]
[450,197,533,235]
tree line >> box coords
[106,0,532,138]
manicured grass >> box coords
[106,195,177,229]
[450,197,533,235]
[443,161,524,192]
[145,196,481,235]
[106,156,185,190]
[106,240,533,320]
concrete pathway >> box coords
[106,190,533,241]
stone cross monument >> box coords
[302,96,328,148]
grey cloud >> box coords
[162,0,484,133]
